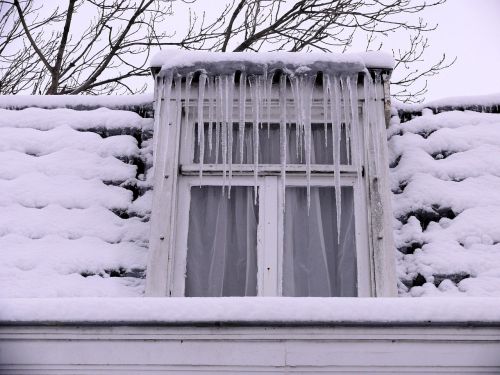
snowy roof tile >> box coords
[0,96,154,297]
[390,107,500,297]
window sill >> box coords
[2,297,500,327]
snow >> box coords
[0,126,140,158]
[0,107,151,131]
[390,108,500,297]
[0,149,136,182]
[0,94,153,110]
[1,297,499,323]
[0,99,153,298]
[151,50,395,70]
[393,93,500,112]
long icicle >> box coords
[347,73,360,168]
[323,73,329,147]
[227,72,235,197]
[215,75,221,164]
[221,75,228,193]
[207,76,214,157]
[266,70,274,138]
[183,72,194,145]
[341,75,352,165]
[289,75,300,162]
[303,73,316,210]
[249,75,260,202]
[197,72,207,184]
[331,74,342,244]
[279,73,287,207]
[239,71,247,165]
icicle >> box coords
[322,74,328,147]
[347,74,359,168]
[221,75,228,193]
[207,76,214,156]
[183,72,194,145]
[262,67,268,133]
[302,73,316,211]
[197,72,207,184]
[174,75,182,125]
[266,70,274,137]
[239,71,247,165]
[215,76,221,164]
[341,75,352,165]
[249,75,260,202]
[330,74,343,244]
[279,73,287,207]
[289,76,301,162]
[227,73,235,197]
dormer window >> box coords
[146,52,396,297]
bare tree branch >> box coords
[0,0,454,100]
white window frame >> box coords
[146,74,397,297]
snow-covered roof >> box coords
[0,96,154,297]
[150,50,394,75]
[390,105,500,297]
[1,92,500,298]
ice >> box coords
[197,72,207,182]
[239,72,247,165]
[156,58,380,218]
[249,74,261,201]
[279,74,287,205]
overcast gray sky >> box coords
[418,0,500,100]
[158,0,500,101]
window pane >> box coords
[194,123,349,165]
[283,186,357,297]
[185,186,258,296]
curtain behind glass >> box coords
[194,123,349,165]
[283,186,357,297]
[185,186,258,296]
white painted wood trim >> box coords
[261,176,279,296]
[180,163,358,175]
[366,73,397,297]
[145,92,183,296]
[2,324,499,373]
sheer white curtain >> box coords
[283,187,357,297]
[185,186,258,296]
[186,124,356,297]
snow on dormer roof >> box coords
[150,50,394,75]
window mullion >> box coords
[259,176,279,296]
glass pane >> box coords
[185,186,258,297]
[194,123,349,165]
[282,186,357,297]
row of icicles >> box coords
[155,67,386,240]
